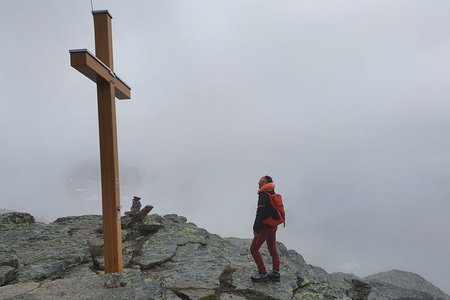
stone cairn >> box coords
[91,197,162,271]
[123,196,154,229]
[123,196,164,238]
[124,196,142,218]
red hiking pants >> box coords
[250,226,280,273]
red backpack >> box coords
[263,192,286,227]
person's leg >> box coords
[250,227,271,273]
[266,226,280,272]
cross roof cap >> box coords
[69,49,89,54]
[92,10,113,19]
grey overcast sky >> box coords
[1,0,449,293]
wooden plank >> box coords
[125,205,154,228]
[94,11,114,71]
[70,50,111,84]
[114,76,131,99]
[70,50,131,99]
[97,82,123,273]
[94,11,122,274]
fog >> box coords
[1,0,449,293]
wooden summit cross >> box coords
[69,10,131,273]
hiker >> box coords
[250,175,284,282]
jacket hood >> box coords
[258,182,275,193]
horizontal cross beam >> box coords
[70,49,131,99]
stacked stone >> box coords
[122,197,156,230]
[124,196,142,217]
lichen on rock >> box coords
[0,210,449,300]
[0,212,35,230]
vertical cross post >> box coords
[94,11,123,273]
[70,10,131,273]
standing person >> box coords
[250,175,281,282]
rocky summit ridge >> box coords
[0,210,449,300]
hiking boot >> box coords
[251,272,268,282]
[268,271,280,282]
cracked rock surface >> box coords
[1,211,449,300]
[364,270,450,300]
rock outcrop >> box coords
[364,270,449,300]
[0,211,448,300]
